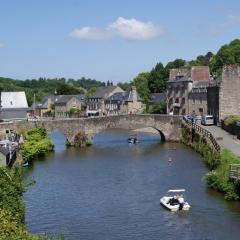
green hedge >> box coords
[22,128,54,162]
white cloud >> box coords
[0,42,4,48]
[70,17,162,40]
[70,27,112,40]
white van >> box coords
[201,115,214,125]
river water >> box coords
[24,129,240,240]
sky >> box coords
[0,0,240,83]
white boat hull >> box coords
[160,196,190,211]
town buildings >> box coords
[86,86,125,116]
[86,85,145,116]
[167,66,211,116]
[30,94,84,118]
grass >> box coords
[181,123,240,200]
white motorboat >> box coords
[160,189,190,211]
[127,136,138,144]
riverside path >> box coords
[201,125,240,156]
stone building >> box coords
[87,85,145,116]
[54,95,83,118]
[167,66,210,116]
[30,94,84,118]
[105,92,126,116]
[86,86,125,116]
[122,86,145,114]
[207,65,240,123]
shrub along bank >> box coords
[22,128,54,162]
[0,127,64,239]
[181,123,240,200]
[222,115,240,136]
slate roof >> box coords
[106,92,126,101]
[192,80,210,88]
[0,146,9,156]
[149,93,166,104]
[89,86,118,98]
[124,88,142,102]
[1,92,28,109]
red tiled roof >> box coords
[191,66,210,81]
[169,69,189,81]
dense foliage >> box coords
[210,39,240,76]
[22,128,54,162]
[205,149,240,200]
[0,77,105,106]
[148,101,167,114]
[0,167,65,240]
[181,123,240,200]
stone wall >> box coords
[219,65,240,121]
[188,92,207,115]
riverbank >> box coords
[181,122,240,200]
[0,127,64,239]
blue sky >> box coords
[0,0,240,83]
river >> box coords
[23,129,240,240]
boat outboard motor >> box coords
[179,203,183,210]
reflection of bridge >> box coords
[0,115,182,143]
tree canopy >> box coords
[210,39,240,76]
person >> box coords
[168,194,180,205]
[178,194,185,210]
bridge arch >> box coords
[0,115,181,145]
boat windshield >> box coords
[168,189,185,193]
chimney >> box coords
[131,86,137,102]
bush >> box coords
[205,149,240,200]
[22,128,54,162]
[181,123,240,200]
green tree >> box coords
[117,82,131,91]
[148,62,168,93]
[210,39,240,75]
[148,101,167,114]
[133,72,151,106]
[56,83,84,95]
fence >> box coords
[229,164,240,181]
[182,117,221,152]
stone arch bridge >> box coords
[0,115,182,143]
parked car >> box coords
[194,115,202,124]
[201,115,214,125]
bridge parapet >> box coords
[0,114,182,144]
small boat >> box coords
[160,189,190,211]
[127,136,138,144]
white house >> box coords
[0,92,28,121]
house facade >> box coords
[167,66,210,116]
[87,86,125,116]
[0,92,28,121]
[54,95,83,118]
